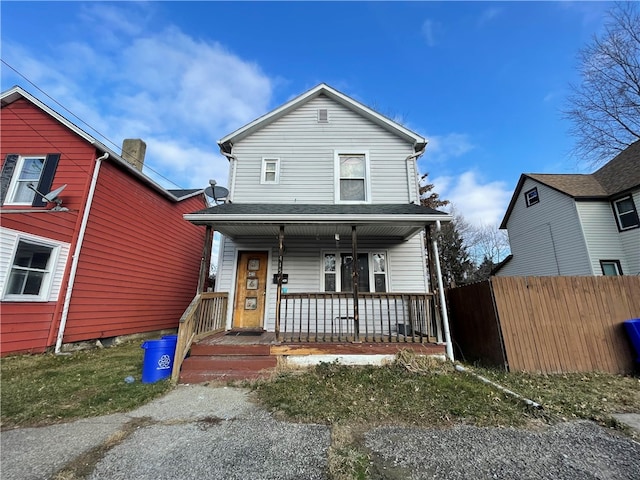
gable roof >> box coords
[1,86,204,203]
[218,84,427,153]
[500,140,640,229]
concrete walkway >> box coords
[2,385,639,480]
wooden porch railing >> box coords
[279,292,438,343]
[171,292,228,382]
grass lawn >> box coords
[2,342,639,434]
[1,341,172,429]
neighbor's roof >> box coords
[500,140,640,229]
[218,83,427,152]
[1,85,204,203]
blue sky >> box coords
[1,1,612,228]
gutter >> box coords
[219,144,237,202]
[406,145,426,204]
[183,213,454,224]
[55,152,108,353]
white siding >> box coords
[0,227,70,301]
[230,95,416,204]
[620,190,640,275]
[217,235,428,332]
[575,200,629,275]
[498,179,592,276]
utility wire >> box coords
[1,58,185,190]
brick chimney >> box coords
[121,139,146,171]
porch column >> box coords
[197,225,214,293]
[424,225,443,340]
[275,225,285,340]
[351,225,360,342]
[430,222,454,361]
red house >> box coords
[0,86,208,356]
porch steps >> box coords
[179,344,278,383]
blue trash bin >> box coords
[623,319,640,363]
[141,338,176,383]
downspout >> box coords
[55,152,108,353]
[219,145,237,202]
[432,220,454,361]
[406,145,426,204]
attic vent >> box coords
[317,108,328,123]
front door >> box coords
[233,251,268,329]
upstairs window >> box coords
[524,187,539,207]
[612,196,639,231]
[317,108,328,123]
[600,260,622,276]
[261,158,280,184]
[1,154,60,207]
[335,151,370,203]
[5,156,45,204]
[4,240,55,300]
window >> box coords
[323,252,387,292]
[317,108,328,123]
[612,196,639,231]
[5,156,45,204]
[524,187,539,207]
[600,260,622,276]
[4,240,55,300]
[1,153,60,207]
[335,151,370,203]
[261,158,280,184]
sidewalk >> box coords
[2,385,639,480]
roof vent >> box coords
[317,108,328,123]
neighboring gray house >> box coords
[495,140,640,277]
[184,84,453,348]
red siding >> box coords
[63,159,207,341]
[1,97,207,353]
[1,99,94,355]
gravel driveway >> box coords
[2,385,639,479]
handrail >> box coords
[171,292,228,383]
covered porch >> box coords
[173,203,454,382]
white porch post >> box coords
[431,222,454,361]
[351,225,360,342]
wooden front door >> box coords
[233,251,268,329]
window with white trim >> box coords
[5,156,45,204]
[524,187,539,207]
[4,240,57,300]
[612,196,639,231]
[335,151,370,203]
[261,158,280,184]
[323,252,387,292]
[600,260,623,276]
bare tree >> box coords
[565,2,640,167]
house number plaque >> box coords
[247,279,259,290]
[245,297,258,310]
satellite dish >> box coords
[44,184,67,202]
[204,180,229,204]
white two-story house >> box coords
[495,140,640,277]
[182,84,453,361]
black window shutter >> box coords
[0,154,19,205]
[32,154,61,207]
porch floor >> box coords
[179,330,446,384]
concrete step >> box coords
[190,343,271,356]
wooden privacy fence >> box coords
[446,276,640,374]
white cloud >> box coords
[1,7,274,190]
[421,19,438,47]
[423,133,475,164]
[477,7,502,27]
[431,171,512,228]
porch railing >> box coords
[279,292,438,343]
[171,292,228,382]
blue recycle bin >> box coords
[624,319,640,363]
[141,338,177,383]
